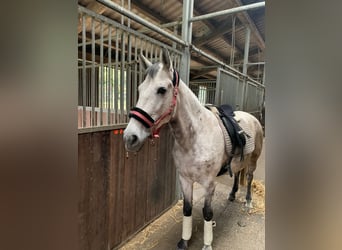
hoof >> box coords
[245,200,253,208]
[177,239,188,250]
[202,245,212,250]
[228,193,235,201]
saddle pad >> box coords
[232,112,255,157]
[206,105,254,158]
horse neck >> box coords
[169,80,206,149]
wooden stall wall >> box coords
[79,126,177,250]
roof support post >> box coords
[179,0,194,86]
[242,27,250,110]
[243,27,250,75]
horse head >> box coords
[123,48,179,152]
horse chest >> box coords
[172,146,222,181]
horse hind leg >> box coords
[245,172,254,208]
[228,171,240,201]
[246,130,263,208]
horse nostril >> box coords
[129,134,138,145]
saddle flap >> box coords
[217,105,247,159]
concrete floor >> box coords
[120,139,265,250]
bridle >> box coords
[128,70,179,138]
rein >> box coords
[128,70,179,138]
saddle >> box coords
[205,104,249,177]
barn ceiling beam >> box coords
[174,0,238,55]
[189,2,265,23]
[232,0,265,50]
[130,0,170,24]
[193,21,244,47]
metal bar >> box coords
[180,0,193,85]
[100,22,104,126]
[138,39,144,88]
[190,2,265,23]
[120,32,125,123]
[133,35,138,106]
[127,0,131,28]
[172,25,177,49]
[91,18,96,127]
[78,6,182,57]
[127,32,132,122]
[82,15,87,128]
[191,45,244,77]
[121,0,125,25]
[107,26,112,125]
[243,27,250,75]
[150,43,154,62]
[214,68,221,105]
[95,0,187,46]
[114,28,119,124]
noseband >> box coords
[128,70,179,138]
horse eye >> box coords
[157,87,167,95]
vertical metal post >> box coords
[107,26,112,125]
[127,33,132,122]
[82,15,87,128]
[120,32,125,122]
[242,27,250,110]
[126,0,132,122]
[215,67,222,105]
[114,28,119,123]
[133,36,138,106]
[180,0,193,86]
[100,22,104,126]
[172,25,178,49]
[91,18,96,127]
[242,27,250,76]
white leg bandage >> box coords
[203,220,213,246]
[182,215,192,240]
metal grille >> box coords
[244,81,264,115]
[216,68,265,116]
[78,6,182,129]
[189,80,216,105]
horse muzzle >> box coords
[123,132,143,152]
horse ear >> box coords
[140,53,152,70]
[161,48,173,71]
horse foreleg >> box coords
[202,182,215,250]
[177,176,193,250]
[228,171,240,201]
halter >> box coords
[128,70,179,138]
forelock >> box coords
[145,63,161,78]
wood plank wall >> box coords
[79,126,177,250]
